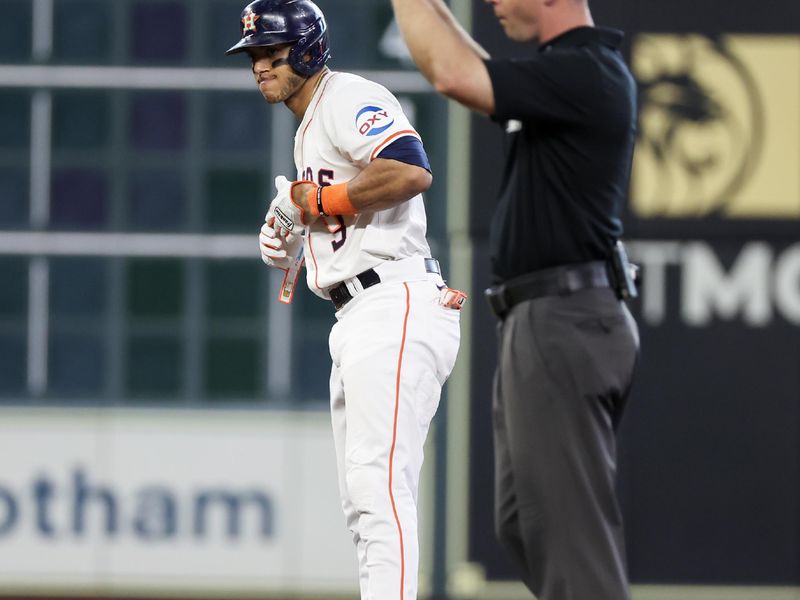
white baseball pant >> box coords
[328,270,461,600]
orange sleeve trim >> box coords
[369,129,420,162]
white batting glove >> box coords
[267,175,316,238]
[259,218,303,269]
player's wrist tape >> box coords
[309,183,357,217]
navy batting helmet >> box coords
[225,0,331,77]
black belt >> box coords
[484,261,611,319]
[329,258,441,310]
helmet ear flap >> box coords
[286,18,330,77]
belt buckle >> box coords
[560,267,581,295]
[424,257,441,275]
[484,284,509,319]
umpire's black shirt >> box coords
[484,26,637,283]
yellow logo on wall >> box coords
[631,35,800,218]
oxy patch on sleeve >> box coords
[355,105,396,137]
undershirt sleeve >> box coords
[375,135,431,173]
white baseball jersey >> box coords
[292,71,432,298]
[282,68,461,600]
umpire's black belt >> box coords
[329,257,441,311]
[485,261,610,319]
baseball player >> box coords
[226,2,463,599]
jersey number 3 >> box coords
[305,168,346,252]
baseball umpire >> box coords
[226,2,463,599]
[391,0,640,598]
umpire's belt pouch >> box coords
[484,284,509,319]
[608,240,639,300]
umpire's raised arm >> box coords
[390,0,495,114]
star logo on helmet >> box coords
[242,8,260,33]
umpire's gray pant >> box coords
[492,287,639,600]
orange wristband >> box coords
[317,183,357,216]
